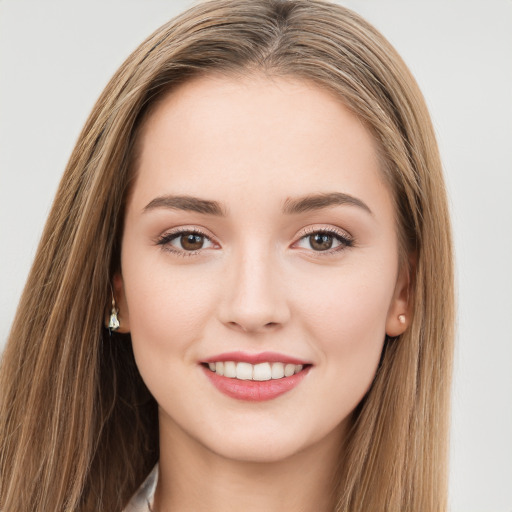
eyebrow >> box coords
[282,192,372,216]
[143,195,227,216]
[143,192,372,216]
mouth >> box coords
[202,361,307,381]
[200,354,312,401]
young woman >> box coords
[0,1,454,511]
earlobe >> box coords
[109,273,131,333]
[386,312,408,338]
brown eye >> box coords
[157,229,215,254]
[309,233,334,251]
[180,233,205,250]
[294,229,353,254]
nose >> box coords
[217,243,291,334]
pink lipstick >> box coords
[201,351,311,401]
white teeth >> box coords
[236,362,253,380]
[284,363,296,377]
[224,361,237,378]
[207,361,305,380]
[253,362,272,381]
[271,362,285,379]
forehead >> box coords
[129,73,391,220]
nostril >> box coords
[228,321,247,332]
[224,316,285,334]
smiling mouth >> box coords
[202,361,308,381]
[201,359,312,401]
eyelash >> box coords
[157,228,216,258]
[156,226,354,258]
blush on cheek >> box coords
[307,285,388,340]
[311,287,388,388]
[127,283,207,366]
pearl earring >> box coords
[108,295,120,333]
[398,314,406,324]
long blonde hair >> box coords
[0,1,454,510]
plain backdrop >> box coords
[1,1,511,511]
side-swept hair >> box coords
[0,1,454,510]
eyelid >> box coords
[156,224,354,257]
[292,225,354,256]
[296,224,353,241]
[156,226,218,257]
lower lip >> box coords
[202,365,311,402]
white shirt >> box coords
[123,464,158,512]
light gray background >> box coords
[1,1,511,510]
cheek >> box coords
[121,262,221,418]
[296,258,395,340]
[292,258,396,391]
[121,249,218,369]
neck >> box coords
[153,413,346,512]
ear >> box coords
[385,257,414,337]
[111,272,131,333]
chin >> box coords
[195,416,345,465]
[205,434,310,464]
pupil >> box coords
[311,233,332,251]
[182,233,203,250]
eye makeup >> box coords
[156,224,354,258]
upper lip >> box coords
[202,351,311,365]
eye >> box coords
[294,228,353,254]
[157,228,215,256]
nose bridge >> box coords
[219,237,289,333]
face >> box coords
[116,74,409,463]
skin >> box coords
[115,73,410,512]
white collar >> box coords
[123,463,158,512]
